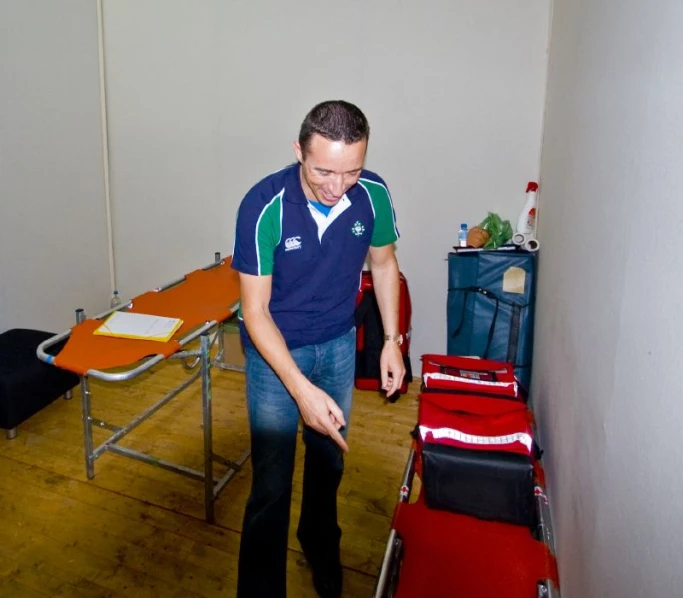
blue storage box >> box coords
[446,250,537,389]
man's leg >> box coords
[237,344,315,598]
[297,328,356,597]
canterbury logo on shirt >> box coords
[284,236,302,251]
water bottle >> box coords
[458,223,468,247]
[110,290,122,309]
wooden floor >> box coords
[0,350,418,597]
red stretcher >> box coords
[374,355,560,598]
[374,448,560,598]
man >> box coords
[232,100,405,598]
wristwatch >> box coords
[384,333,404,346]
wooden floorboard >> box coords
[0,356,418,597]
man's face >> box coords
[294,134,367,207]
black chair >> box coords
[0,328,79,439]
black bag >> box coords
[354,271,413,400]
[422,443,535,527]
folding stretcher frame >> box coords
[37,253,249,523]
[374,447,560,598]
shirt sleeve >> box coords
[232,186,284,276]
[360,174,400,247]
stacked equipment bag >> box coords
[416,354,537,527]
[373,352,561,598]
[354,271,413,399]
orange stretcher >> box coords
[37,254,249,523]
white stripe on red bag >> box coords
[423,372,518,393]
[418,425,533,452]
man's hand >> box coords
[380,340,406,396]
[239,272,348,452]
[295,382,349,452]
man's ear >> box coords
[293,140,304,163]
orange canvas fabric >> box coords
[53,258,240,375]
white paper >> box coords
[96,311,182,341]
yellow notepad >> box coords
[94,311,183,343]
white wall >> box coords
[535,0,683,595]
[0,0,111,333]
[102,0,551,364]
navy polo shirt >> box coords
[232,163,399,349]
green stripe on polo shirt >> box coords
[255,190,283,275]
[359,178,399,247]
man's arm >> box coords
[239,272,349,451]
[367,244,406,396]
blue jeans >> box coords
[237,327,356,598]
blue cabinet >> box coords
[447,250,537,389]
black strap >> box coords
[451,286,532,362]
[451,287,474,339]
[506,304,521,364]
[354,291,375,328]
[451,286,500,358]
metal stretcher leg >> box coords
[538,581,560,597]
[200,331,251,523]
[81,376,96,479]
[201,333,215,523]
[76,308,96,479]
[214,321,246,374]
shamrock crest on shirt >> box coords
[351,221,366,237]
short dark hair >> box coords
[299,100,370,156]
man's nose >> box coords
[330,174,344,197]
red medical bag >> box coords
[416,355,536,526]
[354,271,412,398]
[420,354,522,401]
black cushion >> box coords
[0,328,79,430]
